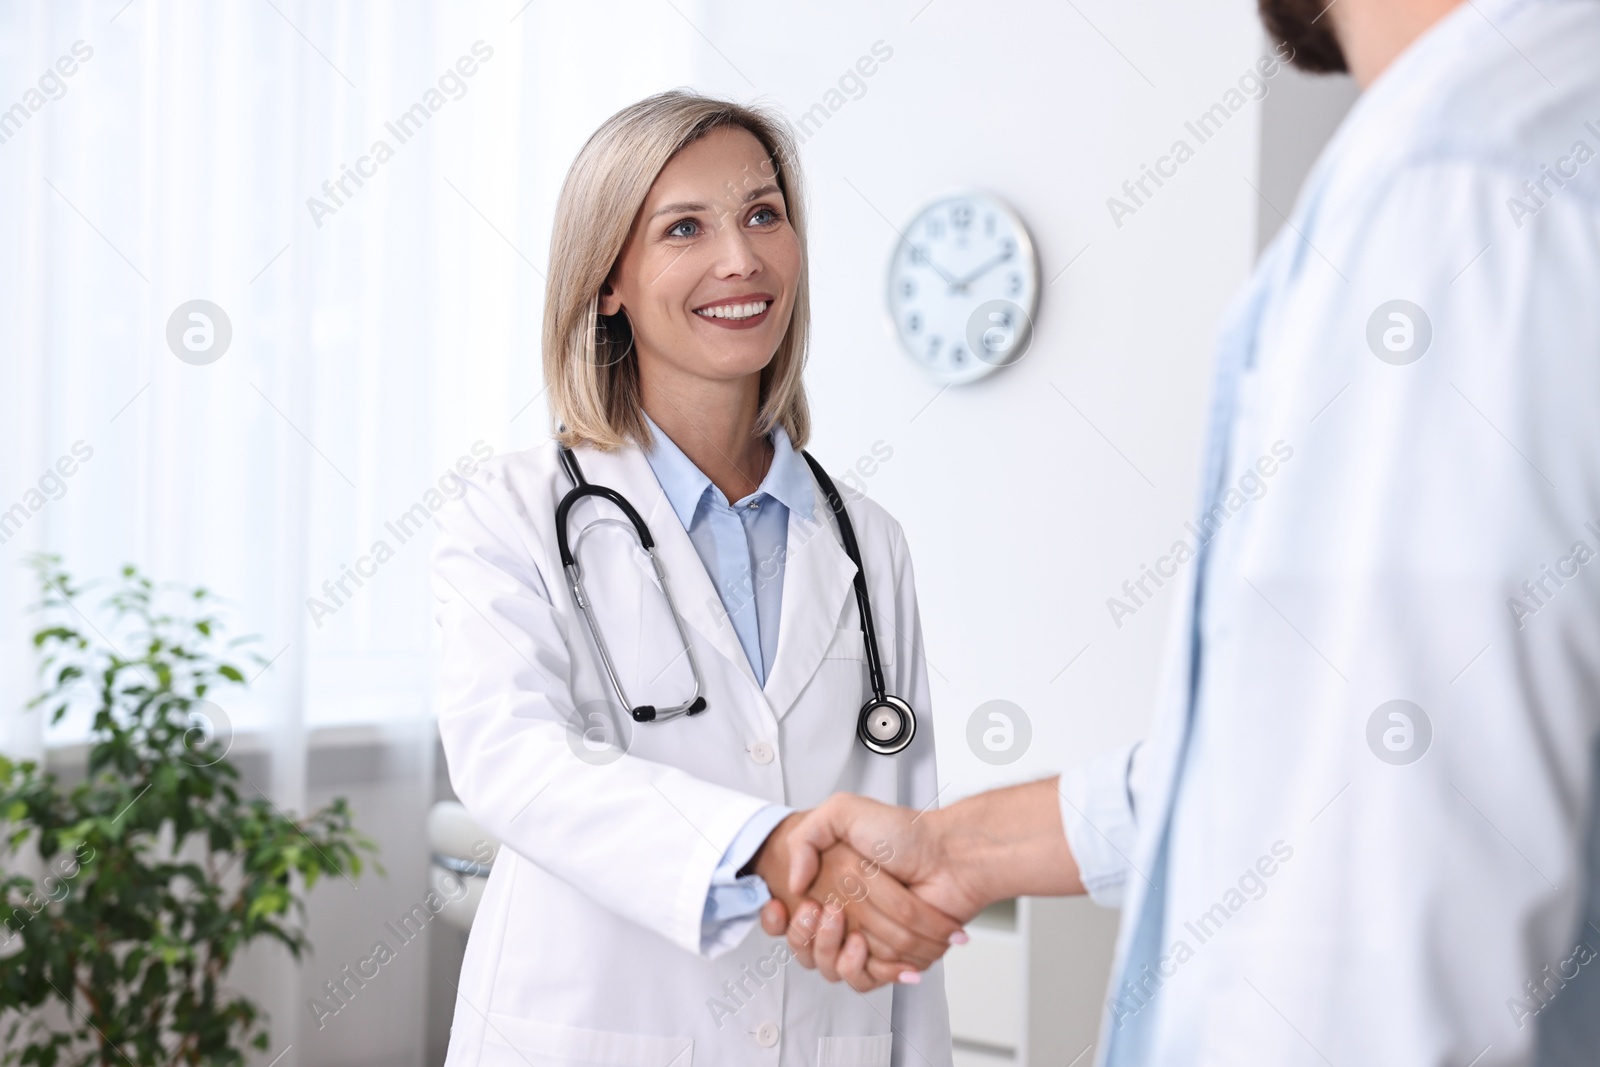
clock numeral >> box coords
[907,245,925,267]
[985,213,996,237]
[900,278,916,299]
[925,336,942,362]
[951,203,972,229]
[906,312,922,335]
[926,218,944,240]
[1001,237,1016,257]
[1008,272,1023,296]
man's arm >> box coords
[764,777,1086,987]
[785,776,1084,920]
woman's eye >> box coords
[666,219,699,238]
[748,207,779,226]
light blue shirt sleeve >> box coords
[700,803,793,956]
[1057,742,1143,908]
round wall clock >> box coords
[885,191,1040,385]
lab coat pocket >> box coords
[479,1013,692,1066]
[821,626,867,661]
[826,605,896,671]
[816,1032,892,1067]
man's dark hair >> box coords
[1260,0,1349,73]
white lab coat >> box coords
[1059,1,1600,1064]
[430,438,952,1067]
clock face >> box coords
[886,192,1040,385]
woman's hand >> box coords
[750,812,965,992]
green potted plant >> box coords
[0,555,378,1065]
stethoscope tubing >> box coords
[556,474,706,723]
[800,452,890,702]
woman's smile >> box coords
[692,294,774,330]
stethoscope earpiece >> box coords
[628,693,706,723]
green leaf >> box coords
[12,558,379,1063]
[31,626,77,648]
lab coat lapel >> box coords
[577,444,763,693]
[762,480,858,721]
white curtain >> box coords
[0,1,704,1062]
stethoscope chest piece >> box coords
[798,450,920,759]
[858,695,915,756]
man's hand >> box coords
[785,793,989,923]
[749,812,965,992]
[767,781,1085,987]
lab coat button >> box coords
[755,1021,779,1047]
[750,741,775,765]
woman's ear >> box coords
[597,278,623,317]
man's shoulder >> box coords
[1303,0,1600,249]
[1416,0,1600,187]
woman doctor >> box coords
[430,91,961,1067]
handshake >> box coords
[744,778,1081,991]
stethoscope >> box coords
[555,445,917,756]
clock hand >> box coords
[951,246,1015,291]
[900,239,960,288]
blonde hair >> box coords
[544,90,811,452]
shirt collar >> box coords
[641,413,816,528]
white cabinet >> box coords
[943,897,1121,1066]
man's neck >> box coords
[1334,0,1467,88]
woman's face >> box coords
[599,126,801,390]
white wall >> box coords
[683,0,1268,801]
[1257,62,1360,253]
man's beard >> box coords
[1259,0,1348,73]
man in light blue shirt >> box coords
[774,0,1600,1063]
